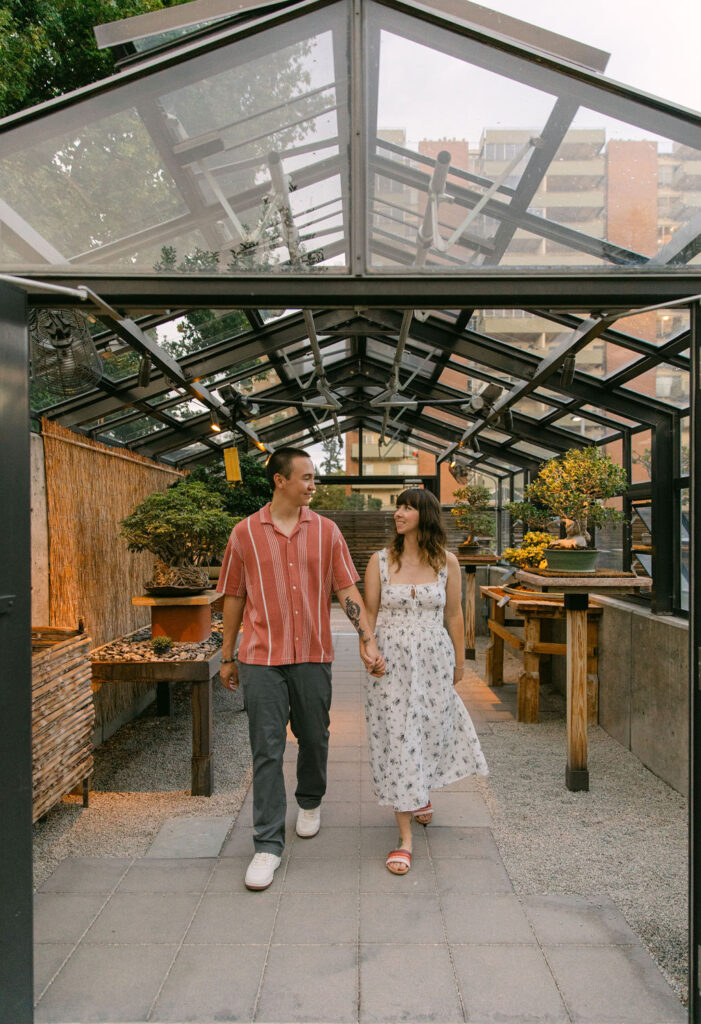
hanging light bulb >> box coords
[560,353,576,387]
[209,409,222,433]
[137,354,151,388]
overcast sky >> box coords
[377,0,701,147]
[483,0,701,111]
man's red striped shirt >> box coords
[216,503,359,665]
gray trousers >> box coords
[238,662,332,855]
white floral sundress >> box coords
[364,548,488,810]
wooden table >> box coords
[91,640,222,796]
[481,585,602,725]
[456,551,499,659]
[515,569,652,792]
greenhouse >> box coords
[1,0,701,1020]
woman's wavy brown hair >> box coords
[389,488,447,574]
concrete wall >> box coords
[480,569,688,795]
[597,597,688,795]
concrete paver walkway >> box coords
[34,630,686,1023]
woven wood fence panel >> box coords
[31,631,94,821]
[41,419,183,649]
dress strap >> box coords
[378,547,390,586]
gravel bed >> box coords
[90,615,223,662]
[32,679,251,889]
[473,641,688,1005]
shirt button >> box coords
[295,610,299,614]
[292,585,297,590]
[289,562,293,567]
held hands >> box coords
[220,660,240,691]
[360,636,386,677]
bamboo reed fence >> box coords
[40,420,184,730]
[31,628,94,822]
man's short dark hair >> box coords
[266,447,312,488]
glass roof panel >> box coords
[365,0,701,274]
[512,397,555,418]
[579,403,638,427]
[98,416,169,443]
[511,440,560,459]
[0,5,349,275]
[551,413,614,442]
[622,362,690,409]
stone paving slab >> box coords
[145,816,232,859]
[33,630,687,1024]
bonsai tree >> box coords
[506,447,627,549]
[450,484,496,548]
[120,481,239,589]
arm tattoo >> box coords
[344,596,369,641]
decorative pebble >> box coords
[90,615,224,662]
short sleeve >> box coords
[331,524,360,591]
[216,526,246,597]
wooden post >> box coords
[518,613,540,723]
[156,680,172,716]
[191,678,213,796]
[565,593,589,791]
[464,566,476,660]
[587,616,599,724]
[485,598,504,687]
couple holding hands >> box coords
[218,448,487,890]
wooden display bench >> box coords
[91,638,222,796]
[456,550,499,659]
[132,590,220,643]
[514,568,652,792]
[481,586,602,724]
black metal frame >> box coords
[0,282,33,1023]
[691,299,701,1023]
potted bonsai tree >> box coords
[506,446,627,572]
[450,483,496,551]
[120,481,239,593]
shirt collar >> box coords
[260,502,312,527]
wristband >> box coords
[221,656,237,664]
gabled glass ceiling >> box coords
[1,0,700,278]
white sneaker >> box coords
[296,805,321,838]
[244,852,281,890]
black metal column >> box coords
[690,300,701,1024]
[651,414,676,613]
[0,281,33,1023]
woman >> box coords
[363,488,488,875]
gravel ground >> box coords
[32,681,251,889]
[473,641,688,1006]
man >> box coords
[218,447,385,890]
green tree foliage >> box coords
[319,438,344,475]
[120,480,238,566]
[186,454,272,518]
[0,0,180,119]
[310,484,347,510]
